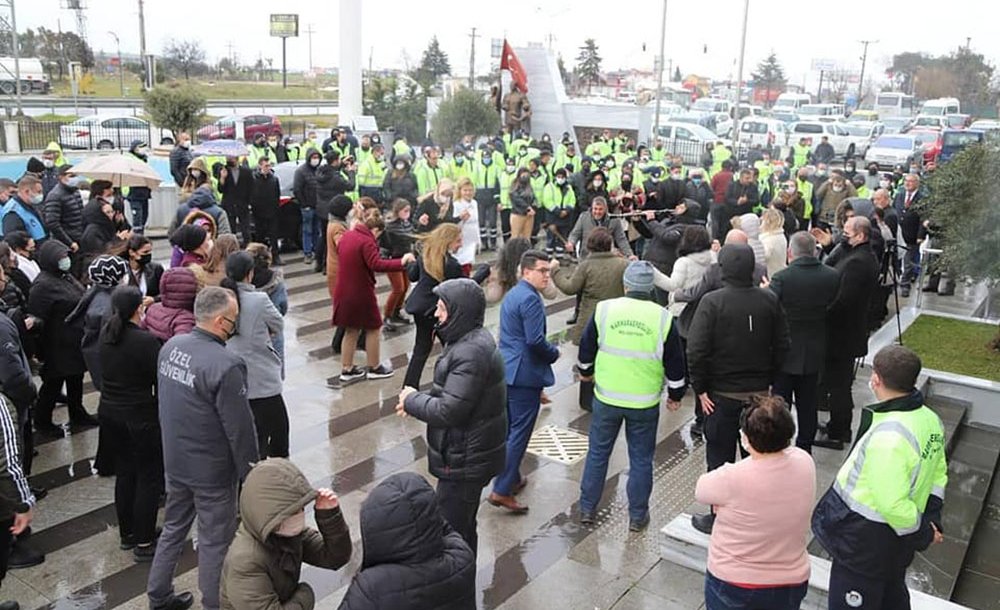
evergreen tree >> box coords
[751,52,786,107]
[413,36,451,90]
[672,66,682,82]
[575,39,602,92]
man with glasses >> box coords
[488,250,560,514]
[148,287,258,610]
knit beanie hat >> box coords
[88,255,129,287]
[170,224,208,253]
[623,260,655,293]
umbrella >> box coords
[193,139,249,158]
[70,153,165,189]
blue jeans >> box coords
[300,206,318,255]
[705,571,808,610]
[492,385,541,496]
[579,397,659,521]
[128,198,148,233]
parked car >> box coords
[939,129,984,163]
[969,119,1000,137]
[798,103,846,120]
[789,121,855,159]
[653,121,723,166]
[736,105,765,120]
[842,122,884,158]
[882,116,913,134]
[864,134,920,170]
[773,92,812,111]
[738,118,787,153]
[196,114,282,141]
[908,115,948,131]
[769,109,800,126]
[59,115,175,150]
[688,98,734,136]
[945,113,971,129]
[847,110,880,123]
[909,129,943,164]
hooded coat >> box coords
[141,267,197,343]
[80,199,118,257]
[26,240,86,377]
[686,244,790,396]
[383,160,419,205]
[174,186,232,235]
[735,213,767,267]
[403,279,507,482]
[338,472,476,610]
[220,459,352,610]
[43,180,86,247]
[292,148,322,209]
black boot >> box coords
[150,592,194,610]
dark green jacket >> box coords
[768,256,841,375]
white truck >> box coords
[0,57,50,94]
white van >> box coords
[799,103,846,119]
[0,57,50,94]
[774,92,812,111]
[918,97,960,116]
[738,118,787,151]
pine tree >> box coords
[751,52,787,107]
[575,39,602,93]
[672,66,682,82]
[413,36,451,90]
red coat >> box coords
[333,224,404,329]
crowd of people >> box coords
[0,125,953,610]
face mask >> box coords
[785,186,796,194]
[455,157,464,165]
[879,180,891,188]
[66,176,84,188]
[846,165,855,172]
[518,176,530,185]
[180,140,191,149]
[221,315,238,341]
[482,158,492,166]
[593,180,603,188]
[310,158,321,168]
[190,169,202,179]
[43,159,54,169]
[816,170,827,178]
[395,162,405,171]
[506,165,516,173]
[691,178,702,185]
[137,253,152,266]
[268,140,278,147]
[670,173,682,180]
[30,193,43,205]
[137,147,149,156]
[57,257,72,272]
[605,161,614,169]
[274,511,306,537]
[832,185,844,193]
[556,177,566,185]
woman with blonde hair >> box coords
[332,207,415,384]
[414,178,454,234]
[759,207,788,277]
[452,176,481,276]
[190,233,240,288]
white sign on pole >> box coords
[811,58,836,72]
[491,39,503,59]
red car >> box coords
[196,114,282,141]
[909,129,942,165]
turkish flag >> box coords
[500,40,528,94]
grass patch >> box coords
[901,315,1000,381]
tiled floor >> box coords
[3,242,987,610]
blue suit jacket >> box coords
[499,280,560,388]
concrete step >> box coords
[952,433,1000,609]
[926,394,971,455]
[661,513,971,609]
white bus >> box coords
[874,92,915,117]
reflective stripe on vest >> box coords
[593,298,671,408]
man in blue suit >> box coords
[488,249,560,513]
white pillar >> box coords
[339,0,363,126]
[3,122,21,153]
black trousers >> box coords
[704,393,750,471]
[104,417,164,545]
[710,204,732,242]
[774,372,820,453]
[829,561,910,610]
[253,214,280,254]
[436,478,488,557]
[314,217,330,270]
[500,208,512,241]
[249,395,290,459]
[821,358,857,442]
[0,516,12,583]
[36,373,87,427]
[14,400,34,475]
[404,314,437,389]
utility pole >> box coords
[225,41,235,65]
[732,0,749,145]
[652,0,668,138]
[857,40,877,109]
[305,23,315,70]
[109,31,123,97]
[137,0,149,90]
[468,27,478,89]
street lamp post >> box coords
[652,0,668,140]
[732,0,750,149]
[108,31,124,97]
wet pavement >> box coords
[5,242,989,610]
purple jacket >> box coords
[142,267,197,342]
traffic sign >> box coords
[270,14,299,38]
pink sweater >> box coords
[694,447,816,586]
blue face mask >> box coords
[482,158,492,166]
[455,157,464,165]
[58,257,72,272]
[692,178,703,185]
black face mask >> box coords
[518,176,530,185]
[137,253,152,266]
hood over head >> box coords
[186,156,209,174]
[169,223,208,253]
[677,199,702,224]
[26,157,45,174]
[718,243,755,288]
[186,186,218,210]
[182,209,218,238]
[848,197,876,221]
[433,278,486,344]
[738,213,761,240]
[37,239,71,273]
[238,459,316,543]
[359,472,446,567]
[82,198,115,231]
[158,267,198,310]
[305,147,322,163]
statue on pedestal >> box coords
[502,84,532,136]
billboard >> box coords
[270,14,299,38]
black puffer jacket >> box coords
[26,240,86,377]
[292,148,322,209]
[315,164,356,219]
[43,181,85,247]
[80,199,117,257]
[338,472,475,610]
[635,201,702,275]
[404,279,506,482]
[686,244,790,395]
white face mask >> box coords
[190,169,202,179]
[274,510,306,537]
[395,163,405,170]
[43,159,55,169]
[879,180,890,188]
[556,177,566,185]
[180,140,191,149]
[310,158,321,167]
[832,185,844,193]
[593,180,603,188]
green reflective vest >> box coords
[415,161,445,196]
[796,178,814,219]
[474,161,501,191]
[856,185,871,199]
[499,169,517,209]
[358,154,387,188]
[709,145,732,177]
[543,182,576,211]
[832,404,947,536]
[650,146,667,163]
[593,298,672,409]
[792,143,811,169]
[355,146,373,167]
[448,159,474,183]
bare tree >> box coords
[163,39,206,80]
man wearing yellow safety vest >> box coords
[812,344,946,610]
[576,261,686,532]
[788,137,813,171]
[357,143,388,205]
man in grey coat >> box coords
[147,287,259,610]
[566,197,634,260]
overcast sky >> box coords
[13,0,995,90]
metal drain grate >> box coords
[526,424,590,465]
